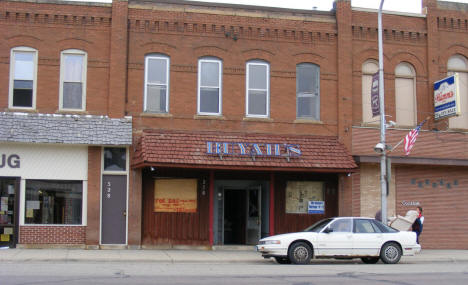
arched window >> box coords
[60,49,87,110]
[198,57,222,115]
[296,63,320,120]
[395,62,417,126]
[448,55,468,129]
[9,46,38,109]
[246,60,269,118]
[144,54,170,113]
[362,60,379,124]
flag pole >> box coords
[392,117,431,153]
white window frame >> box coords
[9,46,38,110]
[448,55,468,129]
[197,58,222,116]
[246,61,270,118]
[23,179,86,226]
[296,63,320,120]
[144,54,170,113]
[59,49,87,111]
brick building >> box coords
[0,0,467,249]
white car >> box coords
[256,217,421,264]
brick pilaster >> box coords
[108,0,129,118]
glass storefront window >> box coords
[25,180,83,225]
[103,147,126,172]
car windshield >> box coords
[303,218,333,232]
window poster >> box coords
[154,179,197,213]
[1,197,8,211]
[3,227,13,235]
[285,181,324,214]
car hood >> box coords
[260,231,316,241]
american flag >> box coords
[404,120,426,156]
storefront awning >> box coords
[133,130,357,172]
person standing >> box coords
[412,206,424,244]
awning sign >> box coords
[434,74,460,120]
[206,142,301,158]
[308,201,325,214]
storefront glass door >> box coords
[0,177,19,248]
[246,186,261,245]
[222,186,261,245]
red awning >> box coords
[133,130,357,172]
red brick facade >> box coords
[1,0,468,248]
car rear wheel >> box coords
[288,242,312,265]
[380,242,402,264]
[361,257,380,264]
[274,257,291,264]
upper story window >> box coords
[246,60,269,118]
[144,54,169,113]
[60,49,87,110]
[296,63,320,120]
[395,62,417,126]
[361,60,379,124]
[448,55,468,129]
[9,47,37,109]
[198,58,222,115]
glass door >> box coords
[245,186,261,245]
[0,177,19,248]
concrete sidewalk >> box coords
[1,248,467,264]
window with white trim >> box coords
[144,54,169,113]
[24,180,83,225]
[448,55,468,129]
[362,60,379,124]
[246,61,269,117]
[9,47,37,109]
[60,49,87,110]
[395,62,417,126]
[296,63,320,120]
[198,58,222,115]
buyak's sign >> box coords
[206,141,301,158]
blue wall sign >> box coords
[308,201,325,214]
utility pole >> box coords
[378,0,388,225]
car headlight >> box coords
[259,240,281,245]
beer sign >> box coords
[434,74,460,120]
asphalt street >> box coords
[1,260,468,285]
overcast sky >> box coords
[68,0,468,13]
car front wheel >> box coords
[380,242,402,264]
[288,242,312,265]
[361,257,380,264]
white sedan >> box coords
[256,217,421,264]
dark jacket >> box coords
[412,217,422,234]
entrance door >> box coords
[101,175,127,244]
[0,177,19,248]
[222,187,261,245]
[246,187,261,245]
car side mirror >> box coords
[323,227,333,234]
